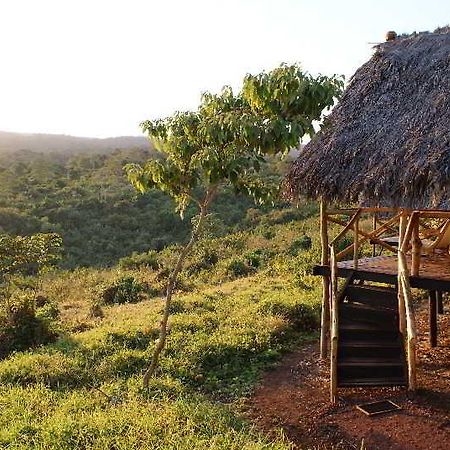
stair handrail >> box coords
[329,244,338,403]
[398,241,417,391]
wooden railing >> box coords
[398,249,417,391]
[320,204,450,397]
[329,245,338,404]
[320,205,402,360]
[326,207,401,261]
[329,244,355,403]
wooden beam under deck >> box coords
[313,253,450,292]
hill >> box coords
[0,130,149,155]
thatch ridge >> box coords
[285,27,450,208]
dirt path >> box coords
[245,307,450,450]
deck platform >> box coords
[313,253,450,292]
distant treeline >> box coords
[0,130,149,154]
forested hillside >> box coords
[0,143,293,267]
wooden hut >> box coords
[284,28,450,403]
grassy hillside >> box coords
[0,207,322,449]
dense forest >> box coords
[0,141,293,267]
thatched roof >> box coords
[285,27,450,208]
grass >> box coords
[0,209,324,449]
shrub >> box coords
[186,247,219,274]
[101,276,146,305]
[260,208,305,226]
[288,235,312,255]
[226,258,254,278]
[35,301,59,323]
[246,253,260,268]
[0,291,58,358]
[258,298,319,331]
[88,299,104,318]
[118,250,159,270]
[261,227,275,240]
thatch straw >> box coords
[285,27,450,208]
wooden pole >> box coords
[429,290,438,347]
[372,213,377,257]
[320,200,330,359]
[411,214,422,276]
[398,211,407,335]
[353,215,359,270]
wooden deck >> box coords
[314,253,450,292]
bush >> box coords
[118,250,160,270]
[258,298,319,331]
[101,276,146,305]
[288,235,312,255]
[244,249,273,269]
[186,247,219,274]
[88,299,104,318]
[260,227,275,240]
[226,258,254,278]
[0,291,58,358]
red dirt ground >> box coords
[245,303,450,450]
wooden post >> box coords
[429,291,438,347]
[353,215,359,270]
[411,214,422,276]
[436,291,444,314]
[398,211,407,335]
[320,200,330,359]
[372,212,377,257]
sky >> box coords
[0,0,448,138]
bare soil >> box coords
[245,303,450,450]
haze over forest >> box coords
[0,130,149,155]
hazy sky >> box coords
[0,0,448,137]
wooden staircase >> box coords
[337,283,407,387]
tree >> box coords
[0,233,62,279]
[125,64,343,386]
[0,232,62,357]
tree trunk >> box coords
[142,193,213,387]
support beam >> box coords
[411,214,422,276]
[429,290,438,347]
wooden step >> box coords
[339,321,400,341]
[338,361,405,380]
[338,340,403,359]
[338,357,403,365]
[338,377,407,387]
[340,303,398,326]
[346,285,397,310]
